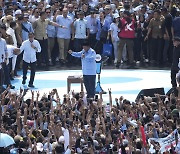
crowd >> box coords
[0,0,179,88]
[0,0,180,153]
[0,85,180,153]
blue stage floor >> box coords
[11,69,171,103]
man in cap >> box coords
[68,40,96,98]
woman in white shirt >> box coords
[109,15,120,64]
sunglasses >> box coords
[46,12,51,13]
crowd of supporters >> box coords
[0,0,180,153]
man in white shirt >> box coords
[6,45,20,79]
[20,32,41,88]
[0,31,15,89]
[6,21,17,47]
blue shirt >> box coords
[96,18,110,40]
[85,15,98,34]
[68,12,75,20]
[56,15,73,39]
[47,16,56,38]
[74,19,88,39]
[22,21,34,41]
[71,48,96,75]
[172,17,180,38]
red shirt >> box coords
[119,18,136,39]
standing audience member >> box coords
[0,24,13,45]
[145,10,164,66]
[22,13,34,41]
[109,14,120,65]
[117,11,136,68]
[161,7,173,65]
[6,45,20,80]
[6,21,17,47]
[29,8,40,23]
[68,3,75,20]
[0,31,14,89]
[85,9,98,49]
[20,32,41,88]
[14,15,23,72]
[46,8,56,65]
[56,8,73,66]
[72,11,89,52]
[33,11,66,67]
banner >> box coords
[148,129,180,153]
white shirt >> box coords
[74,19,88,39]
[7,45,17,71]
[6,27,17,47]
[0,38,8,64]
[29,15,39,23]
[109,23,120,41]
[20,39,41,63]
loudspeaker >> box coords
[136,88,165,101]
[166,87,178,97]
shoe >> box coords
[28,84,35,88]
[22,80,26,85]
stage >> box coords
[11,69,172,103]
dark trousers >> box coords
[163,39,173,63]
[73,39,85,65]
[134,37,142,61]
[74,38,85,51]
[151,37,164,63]
[0,63,11,86]
[83,75,96,98]
[37,39,48,65]
[94,38,107,55]
[23,61,36,85]
[171,45,180,87]
[88,33,96,49]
